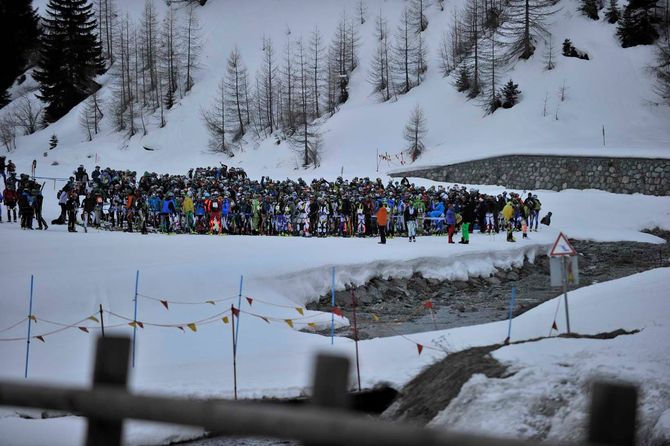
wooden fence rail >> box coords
[0,336,637,446]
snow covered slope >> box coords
[0,190,668,443]
[1,0,669,180]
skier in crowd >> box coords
[3,162,547,242]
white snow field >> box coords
[1,0,668,179]
[0,188,669,445]
[1,0,670,444]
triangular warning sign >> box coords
[549,232,576,257]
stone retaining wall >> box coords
[390,155,670,195]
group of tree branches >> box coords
[0,0,205,148]
[202,9,364,168]
[368,0,430,102]
[438,0,557,113]
[93,0,203,140]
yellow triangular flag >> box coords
[372,314,380,322]
[88,316,99,323]
[295,307,304,316]
[187,323,197,332]
[28,315,37,323]
[222,316,230,324]
[128,321,137,328]
[307,323,317,329]
[284,319,294,328]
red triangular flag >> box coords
[552,321,558,331]
[417,344,424,355]
[332,307,343,317]
[177,326,184,332]
[35,336,45,343]
[137,321,144,329]
[78,327,89,333]
[423,301,433,310]
[246,297,253,306]
[231,307,240,317]
[160,300,169,310]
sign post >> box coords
[549,232,578,334]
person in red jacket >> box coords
[207,192,222,234]
[3,187,17,223]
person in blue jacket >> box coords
[160,192,176,233]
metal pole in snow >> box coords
[235,275,243,348]
[504,287,516,344]
[132,270,139,368]
[331,267,335,345]
[99,304,105,338]
[563,257,571,334]
[231,304,238,401]
[351,289,361,392]
[24,275,34,379]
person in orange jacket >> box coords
[376,204,388,244]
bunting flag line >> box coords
[136,293,239,307]
[160,300,169,310]
[246,297,253,306]
[0,318,29,334]
[295,307,304,316]
[187,323,197,332]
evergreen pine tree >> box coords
[0,90,10,108]
[0,0,40,102]
[562,39,575,56]
[580,0,600,20]
[500,79,521,108]
[455,65,471,92]
[617,0,660,47]
[34,0,105,123]
[604,0,621,23]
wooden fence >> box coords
[0,336,637,446]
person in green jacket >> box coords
[251,196,261,234]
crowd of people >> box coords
[1,160,551,242]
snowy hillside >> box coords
[0,189,668,444]
[1,0,669,180]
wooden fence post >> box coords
[588,381,637,446]
[86,336,130,446]
[309,354,350,446]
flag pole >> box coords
[24,275,34,379]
